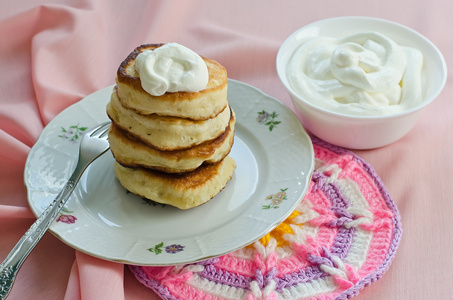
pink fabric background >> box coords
[1,0,452,299]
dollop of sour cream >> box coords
[287,32,425,116]
[135,43,209,96]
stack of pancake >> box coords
[106,44,236,209]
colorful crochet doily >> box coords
[129,137,402,299]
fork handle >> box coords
[0,164,84,300]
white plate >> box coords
[24,79,314,266]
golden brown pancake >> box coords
[107,86,231,150]
[116,44,228,120]
[108,107,235,173]
[114,156,236,209]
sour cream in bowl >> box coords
[277,16,447,149]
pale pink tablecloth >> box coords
[1,1,452,299]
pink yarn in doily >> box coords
[129,137,402,300]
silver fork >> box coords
[0,121,111,299]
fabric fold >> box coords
[64,251,125,300]
[0,205,35,219]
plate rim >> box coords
[24,79,315,265]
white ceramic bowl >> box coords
[277,16,447,149]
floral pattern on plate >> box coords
[56,207,77,224]
[263,188,288,210]
[148,242,185,255]
[256,110,281,131]
[58,124,88,142]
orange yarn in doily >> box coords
[249,209,303,249]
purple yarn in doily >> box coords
[128,137,403,300]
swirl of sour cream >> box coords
[135,43,209,96]
[287,32,425,116]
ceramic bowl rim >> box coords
[276,16,448,121]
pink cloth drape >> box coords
[1,0,452,299]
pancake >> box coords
[114,156,236,209]
[107,86,231,150]
[108,107,235,173]
[116,43,228,120]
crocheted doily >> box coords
[129,137,402,299]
